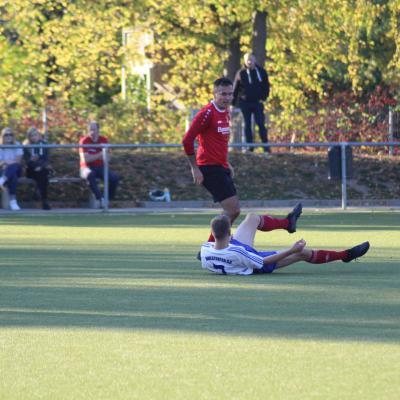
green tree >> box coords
[0,0,135,111]
[1,0,399,142]
[142,0,271,107]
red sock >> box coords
[309,249,348,264]
[258,215,289,231]
[207,232,215,242]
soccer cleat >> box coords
[9,199,21,211]
[287,202,303,233]
[342,241,370,263]
[196,251,201,261]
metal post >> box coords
[341,143,347,210]
[230,108,245,153]
[389,108,393,156]
[121,28,129,101]
[42,107,48,142]
[121,65,127,100]
[146,70,151,111]
[251,114,255,152]
[102,147,109,212]
[240,111,246,153]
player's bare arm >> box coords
[261,239,306,266]
[187,154,204,185]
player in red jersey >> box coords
[79,121,119,208]
[182,78,240,241]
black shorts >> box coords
[199,165,237,203]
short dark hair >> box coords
[27,126,40,137]
[213,77,233,88]
[210,215,231,240]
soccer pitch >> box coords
[0,210,399,399]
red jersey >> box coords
[79,135,108,168]
[182,101,230,168]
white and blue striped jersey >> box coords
[200,239,276,275]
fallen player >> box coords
[200,205,370,275]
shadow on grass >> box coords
[0,214,210,228]
[1,212,399,231]
[0,245,399,343]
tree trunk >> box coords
[252,11,267,67]
[223,37,241,81]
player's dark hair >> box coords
[210,215,231,240]
[213,77,233,88]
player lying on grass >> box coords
[200,204,370,275]
[197,202,303,261]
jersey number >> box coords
[213,263,227,275]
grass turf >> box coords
[0,210,399,399]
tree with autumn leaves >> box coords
[0,0,399,143]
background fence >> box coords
[1,141,399,211]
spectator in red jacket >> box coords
[79,121,119,208]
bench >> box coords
[1,177,97,209]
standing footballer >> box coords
[182,78,240,242]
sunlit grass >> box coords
[0,211,399,399]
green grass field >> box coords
[0,210,399,399]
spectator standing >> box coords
[232,53,270,153]
[0,127,23,210]
[182,77,240,242]
[23,127,52,210]
[79,121,119,208]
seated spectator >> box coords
[0,127,23,210]
[79,121,119,208]
[23,126,51,210]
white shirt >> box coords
[0,141,23,163]
[200,241,265,275]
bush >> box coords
[96,98,187,144]
[269,86,397,150]
[0,97,187,145]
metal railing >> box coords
[1,141,399,210]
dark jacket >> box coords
[23,140,50,170]
[232,64,270,106]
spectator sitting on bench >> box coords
[79,121,119,208]
[23,126,52,210]
[0,127,23,211]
